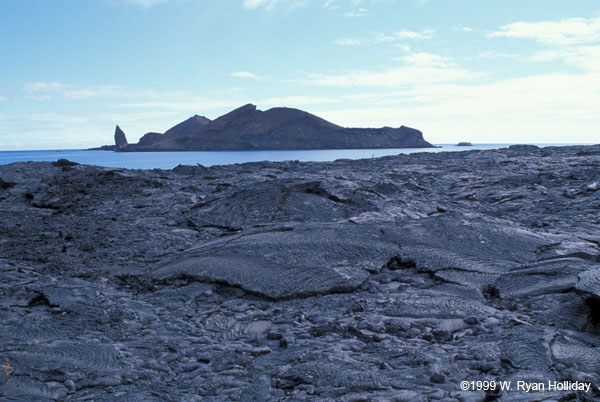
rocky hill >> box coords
[164,114,211,137]
[104,104,433,151]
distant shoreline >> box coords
[1,143,594,153]
[2,143,597,165]
[0,144,598,170]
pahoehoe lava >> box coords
[1,144,599,401]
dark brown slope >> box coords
[117,104,433,151]
[132,114,213,148]
[164,114,211,137]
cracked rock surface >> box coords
[1,144,600,401]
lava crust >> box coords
[1,144,599,401]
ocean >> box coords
[0,144,589,170]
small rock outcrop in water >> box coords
[1,145,600,400]
[114,125,128,149]
[457,141,472,146]
[105,104,433,151]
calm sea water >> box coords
[0,144,587,170]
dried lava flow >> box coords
[0,144,599,400]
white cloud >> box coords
[343,7,368,17]
[242,0,401,14]
[111,94,337,125]
[322,0,337,9]
[24,81,67,93]
[0,108,201,150]
[475,51,519,59]
[112,98,242,114]
[307,52,479,87]
[334,28,434,45]
[243,0,271,9]
[300,30,600,144]
[308,67,475,87]
[0,111,106,150]
[486,17,600,75]
[107,88,249,135]
[114,0,170,8]
[488,17,600,46]
[314,71,600,143]
[23,82,160,100]
[396,28,434,39]
[333,38,364,46]
[243,0,308,11]
[2,86,251,149]
[24,82,70,100]
[257,96,338,107]
[5,83,245,148]
[231,71,265,80]
[396,52,448,66]
[529,45,600,72]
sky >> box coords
[0,0,599,150]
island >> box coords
[456,141,472,146]
[93,104,434,151]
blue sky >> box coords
[0,0,599,149]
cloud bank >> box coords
[488,17,600,46]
